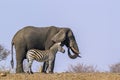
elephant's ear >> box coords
[52,29,66,42]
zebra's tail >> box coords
[11,42,14,69]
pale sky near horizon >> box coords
[0,0,120,72]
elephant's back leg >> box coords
[14,43,27,73]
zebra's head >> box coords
[57,42,65,53]
[51,42,65,53]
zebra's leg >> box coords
[45,61,49,72]
[48,60,53,73]
[28,59,33,74]
[45,58,55,73]
[50,57,56,73]
[42,61,49,73]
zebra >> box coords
[26,42,65,74]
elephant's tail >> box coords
[11,42,14,69]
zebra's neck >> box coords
[50,46,58,54]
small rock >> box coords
[0,73,7,77]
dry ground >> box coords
[0,72,120,80]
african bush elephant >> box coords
[11,26,80,73]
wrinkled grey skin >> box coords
[11,26,80,73]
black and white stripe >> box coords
[26,42,65,74]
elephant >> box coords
[11,26,81,73]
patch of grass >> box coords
[0,73,120,80]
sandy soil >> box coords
[0,73,120,80]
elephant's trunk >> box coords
[68,47,81,59]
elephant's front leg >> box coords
[50,57,56,73]
[42,61,49,73]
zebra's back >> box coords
[27,49,49,62]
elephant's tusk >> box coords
[70,47,81,58]
[78,55,82,58]
[71,46,79,54]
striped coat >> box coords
[26,42,65,74]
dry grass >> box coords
[109,62,120,73]
[67,63,98,73]
[0,73,120,80]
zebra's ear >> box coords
[52,29,66,43]
[57,42,62,45]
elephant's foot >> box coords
[41,68,47,73]
[41,69,54,73]
[30,71,33,74]
[16,68,24,73]
[16,63,24,73]
[16,69,24,73]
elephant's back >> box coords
[23,26,58,30]
[22,26,58,35]
[12,26,59,46]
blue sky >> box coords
[0,0,120,72]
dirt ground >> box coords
[0,72,120,80]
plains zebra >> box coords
[26,42,65,74]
